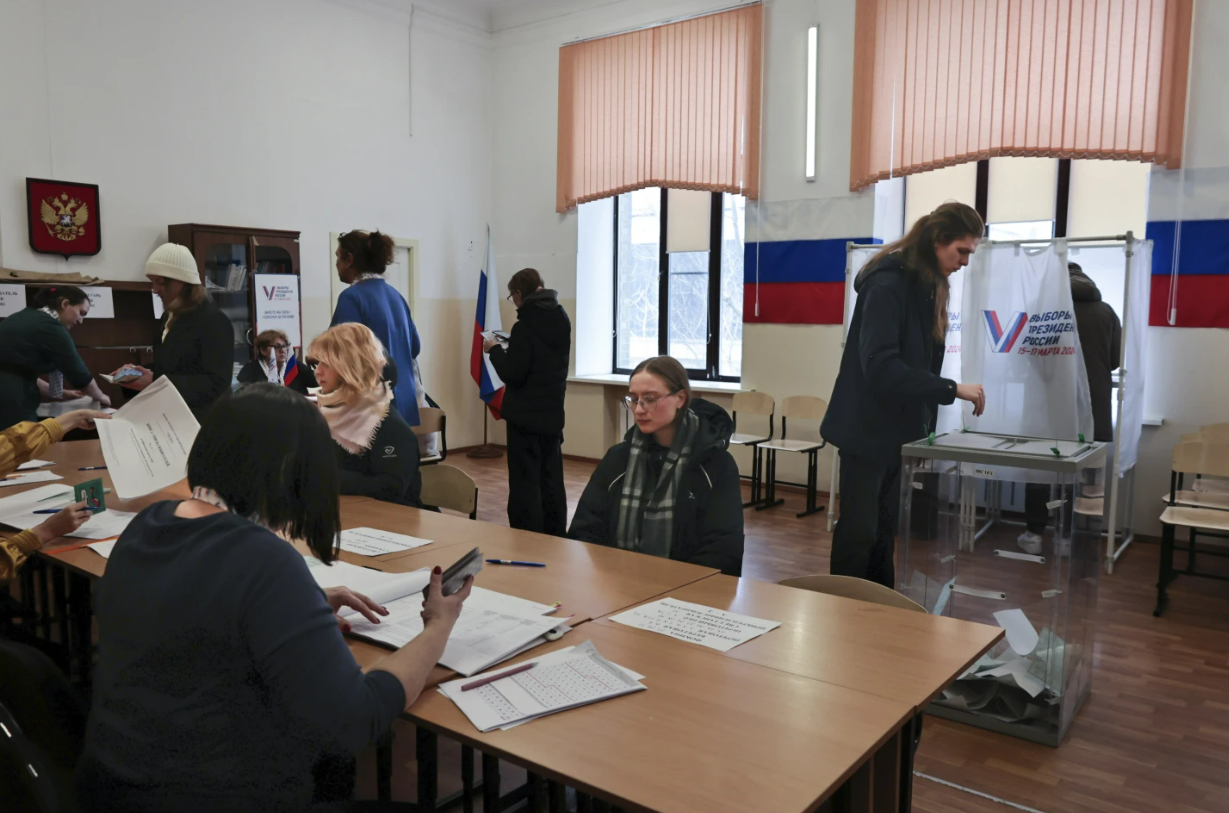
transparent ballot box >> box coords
[897,432,1107,746]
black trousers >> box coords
[1024,482,1050,534]
[831,453,902,588]
[505,424,567,536]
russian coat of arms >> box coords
[26,178,101,259]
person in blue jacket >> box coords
[331,230,421,425]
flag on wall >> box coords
[1147,167,1229,328]
[470,226,505,418]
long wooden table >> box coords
[12,440,1004,813]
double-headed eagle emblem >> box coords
[40,193,89,242]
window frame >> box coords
[611,188,740,383]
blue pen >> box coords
[35,507,103,514]
[485,559,546,567]
[78,466,107,471]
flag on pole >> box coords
[470,226,505,418]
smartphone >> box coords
[432,547,483,597]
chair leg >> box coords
[796,450,827,518]
[416,727,438,810]
[461,745,475,813]
[756,450,785,511]
[482,754,501,813]
[1155,523,1175,617]
[743,444,762,508]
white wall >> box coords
[0,0,497,447]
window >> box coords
[613,188,744,381]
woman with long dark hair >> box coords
[821,201,987,588]
[0,285,110,430]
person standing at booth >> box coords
[0,286,111,431]
[331,230,421,426]
[483,269,571,535]
[821,202,988,588]
[110,243,233,423]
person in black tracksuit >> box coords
[485,269,571,535]
[820,203,987,588]
[568,357,744,576]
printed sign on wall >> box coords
[0,284,24,317]
[254,274,302,350]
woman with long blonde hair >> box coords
[307,323,423,507]
[821,201,987,587]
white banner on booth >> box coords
[961,243,1093,442]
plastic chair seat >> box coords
[1160,505,1229,532]
[1159,490,1229,511]
[729,433,769,446]
[760,438,824,454]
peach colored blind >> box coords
[850,0,1193,191]
[556,4,763,213]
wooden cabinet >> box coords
[167,224,302,376]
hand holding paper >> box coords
[95,377,200,499]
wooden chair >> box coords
[778,574,925,613]
[420,464,477,520]
[728,391,775,508]
[1155,441,1229,616]
[756,396,828,518]
[412,407,447,465]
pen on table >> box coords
[34,506,102,514]
[485,559,546,567]
[78,466,107,471]
[460,662,537,692]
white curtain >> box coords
[961,242,1094,442]
[1118,239,1151,474]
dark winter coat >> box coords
[567,398,744,576]
[1070,269,1122,443]
[488,289,571,437]
[337,410,423,508]
[151,299,234,423]
[821,252,958,461]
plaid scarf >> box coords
[614,408,700,559]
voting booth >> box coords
[897,433,1107,746]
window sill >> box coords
[567,374,745,395]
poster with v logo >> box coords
[254,274,302,351]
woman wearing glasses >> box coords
[237,329,316,394]
[568,356,744,576]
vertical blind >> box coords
[850,0,1194,191]
[556,4,763,213]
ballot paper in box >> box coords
[96,377,200,499]
[897,431,1106,747]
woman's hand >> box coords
[33,502,93,544]
[482,338,499,353]
[58,409,111,432]
[113,365,154,391]
[323,586,389,633]
[956,383,986,417]
[58,389,85,401]
[421,566,472,631]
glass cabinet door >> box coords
[198,236,252,383]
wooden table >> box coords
[593,574,1003,711]
[408,622,915,813]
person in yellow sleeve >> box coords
[0,409,109,581]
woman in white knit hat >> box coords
[109,243,233,422]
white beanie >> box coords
[145,243,200,285]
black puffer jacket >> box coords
[567,398,744,576]
[821,252,958,461]
[1070,268,1121,442]
[488,289,571,436]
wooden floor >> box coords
[357,452,1229,813]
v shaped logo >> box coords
[983,310,1028,353]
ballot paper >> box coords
[338,528,432,557]
[440,641,646,732]
[0,485,75,520]
[0,508,136,541]
[0,470,63,488]
[96,376,199,499]
[993,609,1040,656]
[609,597,781,652]
[89,540,118,558]
[305,557,432,607]
[16,460,53,471]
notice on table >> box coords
[254,273,301,349]
[96,377,199,499]
[338,527,432,557]
[610,597,781,652]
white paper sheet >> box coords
[81,287,115,319]
[952,584,1007,600]
[89,540,118,558]
[151,292,164,319]
[254,274,302,349]
[16,460,53,471]
[609,597,781,652]
[95,377,199,499]
[0,508,135,540]
[440,643,646,732]
[338,527,432,556]
[0,470,63,488]
[0,485,74,520]
[993,608,1040,656]
[0,284,24,317]
[304,558,431,608]
[975,657,1046,697]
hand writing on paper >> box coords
[324,586,388,633]
[421,566,472,631]
[33,502,92,544]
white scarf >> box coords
[317,382,394,454]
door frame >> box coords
[329,232,419,316]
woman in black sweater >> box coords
[820,202,987,588]
[568,356,744,576]
[308,323,423,507]
[78,384,472,812]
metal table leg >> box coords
[416,727,438,810]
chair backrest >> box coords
[778,574,926,613]
[732,391,774,417]
[1173,441,1229,479]
[1195,423,1229,442]
[420,464,478,519]
[779,396,828,440]
[0,641,86,770]
[412,407,448,460]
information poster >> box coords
[254,273,301,349]
[82,286,115,319]
[0,284,23,317]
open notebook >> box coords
[305,558,568,676]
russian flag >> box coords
[470,226,505,418]
[284,351,300,386]
[1147,167,1229,328]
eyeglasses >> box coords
[621,391,681,412]
[506,293,514,301]
[260,343,290,351]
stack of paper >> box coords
[1,470,63,488]
[89,540,118,558]
[0,484,75,524]
[338,527,432,556]
[609,598,781,652]
[440,641,646,732]
[16,460,53,471]
[305,557,432,607]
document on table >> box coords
[304,557,431,607]
[338,527,432,557]
[609,597,781,652]
[16,460,53,471]
[96,376,199,499]
[89,540,118,558]
[0,508,136,541]
[0,485,75,528]
[440,641,646,732]
[0,470,63,488]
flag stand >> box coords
[466,409,503,459]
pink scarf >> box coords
[317,383,394,454]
